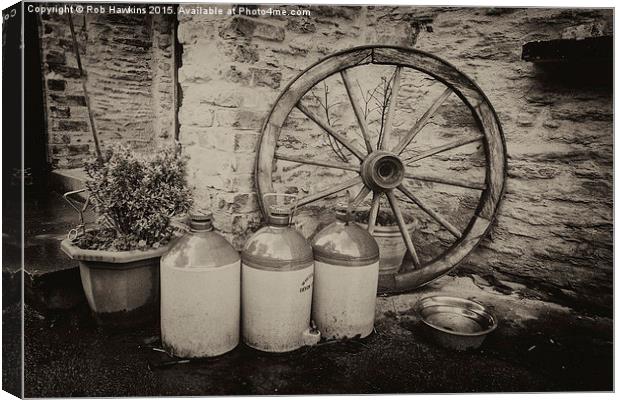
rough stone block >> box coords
[49,94,86,107]
[47,64,81,79]
[234,132,260,152]
[213,109,264,131]
[516,113,535,127]
[224,16,285,42]
[50,132,72,144]
[182,83,244,108]
[67,144,90,155]
[232,43,260,63]
[234,152,257,174]
[286,16,317,33]
[232,110,264,130]
[49,106,70,119]
[50,144,89,156]
[312,5,361,20]
[42,22,67,38]
[158,62,171,72]
[47,79,66,91]
[200,174,227,191]
[52,120,89,132]
[45,51,66,65]
[232,213,262,236]
[67,106,89,118]
[224,66,252,86]
[219,173,254,193]
[210,210,235,234]
[202,151,237,176]
[178,105,215,128]
[250,67,282,89]
[62,79,84,93]
[153,14,172,34]
[157,35,171,50]
[543,120,560,129]
[197,129,236,152]
[215,192,259,214]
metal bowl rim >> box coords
[416,295,499,337]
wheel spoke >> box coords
[275,152,360,172]
[386,190,420,268]
[296,102,365,160]
[367,192,381,234]
[404,135,484,164]
[340,70,374,153]
[392,87,453,155]
[297,176,362,207]
[404,172,486,190]
[347,186,371,212]
[397,185,462,239]
[378,66,402,150]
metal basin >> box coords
[416,295,498,351]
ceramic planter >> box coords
[61,239,172,328]
[357,222,416,275]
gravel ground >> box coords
[24,294,612,397]
[2,303,22,398]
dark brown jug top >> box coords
[242,206,313,271]
[162,211,239,269]
[312,213,379,266]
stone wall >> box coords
[178,6,612,313]
[38,9,175,168]
[177,5,427,238]
[416,8,613,314]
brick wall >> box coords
[177,6,612,313]
[39,11,175,168]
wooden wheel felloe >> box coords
[255,45,507,293]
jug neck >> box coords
[267,204,293,227]
[335,209,352,225]
[268,213,291,227]
[189,212,214,232]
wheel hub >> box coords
[361,151,405,192]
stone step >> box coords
[24,187,95,312]
[50,168,89,200]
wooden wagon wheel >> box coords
[255,45,506,292]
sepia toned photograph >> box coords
[2,1,614,397]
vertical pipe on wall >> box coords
[67,14,102,161]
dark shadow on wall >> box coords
[532,61,612,92]
[25,8,49,192]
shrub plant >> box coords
[76,145,192,251]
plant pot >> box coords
[357,222,416,275]
[60,239,172,328]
